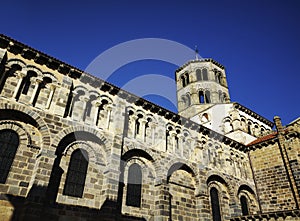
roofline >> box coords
[233,102,274,127]
[175,58,225,73]
[0,33,246,151]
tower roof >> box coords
[175,58,225,74]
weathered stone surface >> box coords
[0,34,299,221]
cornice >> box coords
[233,102,274,127]
[0,33,246,152]
[175,58,225,73]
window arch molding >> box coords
[63,148,89,198]
[122,156,156,209]
[207,177,230,221]
[58,140,107,200]
[62,140,105,165]
[0,121,31,147]
[195,68,209,81]
[6,59,26,69]
[0,121,32,184]
[237,184,258,216]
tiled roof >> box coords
[247,132,277,146]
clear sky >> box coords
[2,0,300,126]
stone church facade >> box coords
[0,34,299,221]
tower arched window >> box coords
[63,149,89,198]
[126,163,142,207]
[186,94,191,106]
[199,91,205,104]
[202,68,208,81]
[196,69,202,81]
[219,91,223,102]
[247,122,252,135]
[215,72,222,84]
[205,91,211,103]
[181,75,186,87]
[240,195,249,216]
[210,187,221,221]
[0,130,19,183]
[185,73,190,85]
[135,114,143,136]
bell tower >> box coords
[176,58,231,120]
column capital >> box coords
[80,96,89,102]
[16,70,27,78]
[35,77,43,83]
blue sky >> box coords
[2,0,300,125]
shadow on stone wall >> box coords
[4,184,146,221]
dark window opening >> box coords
[181,76,186,87]
[126,163,142,207]
[205,91,211,103]
[186,94,191,106]
[216,73,222,84]
[203,69,208,81]
[240,195,249,216]
[0,129,19,183]
[63,149,89,198]
[21,71,37,95]
[247,122,252,135]
[199,91,205,104]
[135,119,140,135]
[196,69,202,81]
[210,187,221,221]
[185,73,190,85]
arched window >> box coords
[83,95,97,121]
[215,72,222,84]
[63,149,89,198]
[247,122,252,135]
[205,91,211,103]
[199,91,205,104]
[186,94,191,106]
[196,69,202,81]
[185,73,190,85]
[135,115,143,136]
[181,75,186,87]
[21,71,37,95]
[219,91,223,102]
[210,187,221,221]
[240,195,249,216]
[0,130,19,183]
[0,64,22,95]
[126,163,142,207]
[202,68,208,81]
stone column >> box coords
[177,133,184,156]
[80,96,89,121]
[169,131,177,153]
[12,70,26,99]
[30,77,43,105]
[45,84,56,109]
[129,115,137,138]
[106,104,113,129]
[149,122,156,144]
[67,91,77,118]
[93,101,101,125]
[139,118,147,141]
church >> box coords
[0,33,299,221]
